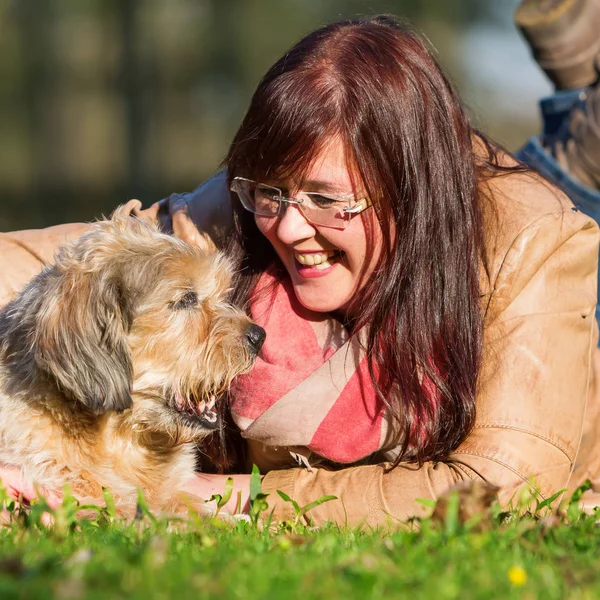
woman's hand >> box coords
[112,195,210,248]
[1,465,252,517]
[113,171,232,250]
[0,464,62,508]
[114,195,219,251]
[183,472,252,515]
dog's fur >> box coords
[0,216,263,515]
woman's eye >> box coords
[256,186,279,201]
[310,195,340,208]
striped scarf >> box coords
[229,270,401,466]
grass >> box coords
[0,481,599,600]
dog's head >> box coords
[5,216,264,440]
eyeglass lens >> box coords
[246,182,348,227]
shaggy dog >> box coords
[0,216,265,515]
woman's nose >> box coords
[275,202,316,244]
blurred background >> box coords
[0,0,552,231]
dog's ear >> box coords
[34,256,134,414]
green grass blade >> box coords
[276,490,300,515]
[297,495,338,520]
[102,487,117,519]
[219,477,234,509]
[136,488,158,524]
[537,488,567,511]
[443,491,460,537]
[249,464,262,503]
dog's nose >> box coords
[244,324,266,354]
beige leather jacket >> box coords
[2,169,600,528]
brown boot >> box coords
[550,85,600,189]
[515,0,600,89]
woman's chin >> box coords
[292,286,353,314]
[282,257,356,314]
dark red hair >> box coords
[225,15,519,464]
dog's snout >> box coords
[244,324,266,354]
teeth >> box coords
[204,410,217,423]
[295,251,337,266]
[207,395,216,410]
[314,260,332,270]
[198,400,206,413]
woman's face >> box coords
[254,139,383,314]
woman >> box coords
[1,15,600,527]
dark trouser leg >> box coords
[516,89,600,333]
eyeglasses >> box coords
[230,177,372,229]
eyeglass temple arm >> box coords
[343,198,371,214]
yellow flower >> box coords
[508,566,527,587]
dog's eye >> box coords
[172,291,198,310]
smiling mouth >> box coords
[294,250,343,270]
[172,391,219,430]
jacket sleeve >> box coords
[261,210,599,528]
[180,170,232,247]
[0,223,90,307]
